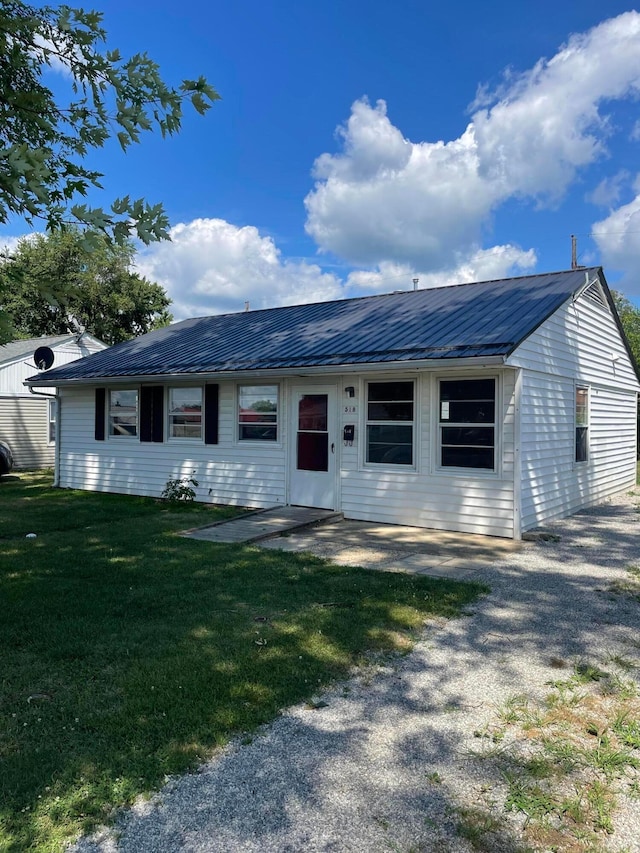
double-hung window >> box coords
[366,381,414,465]
[238,385,278,441]
[109,389,138,437]
[575,386,589,463]
[168,387,203,439]
[48,399,56,444]
[439,378,496,470]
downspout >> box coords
[54,392,60,487]
[29,386,60,487]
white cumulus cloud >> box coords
[586,171,631,208]
[592,178,640,295]
[135,218,343,320]
[305,12,640,271]
[344,245,537,293]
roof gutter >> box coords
[28,386,57,398]
[24,354,507,387]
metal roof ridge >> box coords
[172,267,598,325]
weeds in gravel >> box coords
[603,653,637,672]
[608,565,640,602]
[455,807,509,851]
[462,660,640,852]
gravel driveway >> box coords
[74,491,640,852]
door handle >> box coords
[331,443,335,453]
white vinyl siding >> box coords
[0,396,54,468]
[509,289,639,392]
[57,371,517,537]
[340,370,517,538]
[511,290,639,531]
[57,383,287,508]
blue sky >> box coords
[4,1,640,317]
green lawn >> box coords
[0,471,486,852]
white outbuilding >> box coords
[1,334,105,469]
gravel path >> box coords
[74,492,640,853]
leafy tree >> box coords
[611,290,640,370]
[0,229,172,344]
[0,1,218,244]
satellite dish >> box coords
[34,346,54,371]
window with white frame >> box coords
[575,385,589,463]
[168,387,203,439]
[238,385,278,441]
[109,389,138,437]
[48,398,56,443]
[366,381,414,465]
[439,378,496,470]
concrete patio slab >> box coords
[259,517,522,578]
[182,506,522,578]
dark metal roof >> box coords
[27,268,603,383]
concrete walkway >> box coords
[181,506,342,544]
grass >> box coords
[0,471,486,852]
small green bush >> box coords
[161,471,199,502]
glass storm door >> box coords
[289,386,337,509]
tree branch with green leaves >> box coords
[611,290,640,371]
[0,1,219,245]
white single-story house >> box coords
[1,333,106,469]
[26,268,640,539]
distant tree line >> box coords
[612,291,640,370]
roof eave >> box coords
[599,270,640,385]
[24,354,507,387]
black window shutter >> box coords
[151,386,164,442]
[204,384,219,445]
[95,388,106,441]
[140,386,164,443]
